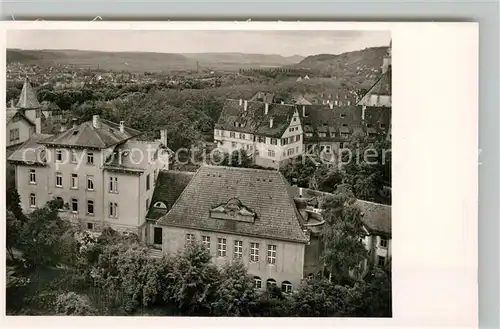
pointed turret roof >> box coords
[16,78,41,109]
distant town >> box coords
[6,36,392,317]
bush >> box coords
[55,292,97,316]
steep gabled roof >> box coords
[6,110,36,126]
[146,170,196,219]
[103,140,161,173]
[357,68,392,107]
[40,119,142,149]
[215,99,297,138]
[16,78,41,109]
[157,165,309,243]
[299,104,364,142]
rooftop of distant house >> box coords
[215,99,297,138]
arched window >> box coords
[281,281,292,294]
[253,276,262,289]
[154,201,167,209]
[307,273,314,280]
[266,278,276,289]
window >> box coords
[231,142,237,148]
[287,148,294,156]
[146,174,151,191]
[202,236,211,251]
[271,138,277,145]
[87,223,94,230]
[217,238,227,257]
[234,240,243,259]
[267,245,277,264]
[71,198,78,213]
[281,138,288,145]
[87,176,94,191]
[109,176,118,193]
[295,135,301,142]
[230,132,236,138]
[109,202,118,218]
[295,146,299,153]
[9,128,19,142]
[318,133,326,138]
[87,200,94,215]
[55,172,63,188]
[257,136,266,143]
[340,113,346,119]
[146,198,150,210]
[378,256,386,267]
[266,279,276,289]
[380,238,388,248]
[29,193,36,208]
[56,150,63,162]
[239,133,245,139]
[87,152,94,165]
[186,233,195,246]
[281,281,292,294]
[71,151,78,163]
[293,117,297,122]
[268,150,275,157]
[254,277,262,289]
[250,242,259,262]
[305,133,313,137]
[154,227,163,245]
[29,169,36,184]
[289,128,293,132]
[71,174,78,189]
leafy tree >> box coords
[354,268,392,317]
[320,192,369,282]
[211,260,256,316]
[165,242,219,315]
[6,210,23,261]
[18,199,71,268]
[280,155,318,188]
[55,292,97,316]
[290,278,363,317]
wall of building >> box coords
[7,119,33,147]
[16,164,51,213]
[159,226,306,289]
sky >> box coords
[7,30,391,56]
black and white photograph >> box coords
[4,27,393,317]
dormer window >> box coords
[209,198,256,223]
[340,113,346,119]
[380,124,386,129]
[366,124,373,128]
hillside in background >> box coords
[288,46,389,84]
[7,49,304,73]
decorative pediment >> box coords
[209,198,256,223]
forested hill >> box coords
[288,46,389,83]
[7,49,304,73]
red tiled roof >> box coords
[157,165,309,243]
[40,119,142,149]
[16,78,41,109]
[215,99,297,138]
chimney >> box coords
[243,100,248,111]
[239,98,243,106]
[35,117,41,134]
[329,102,334,110]
[160,129,168,147]
[281,101,284,105]
[92,115,101,129]
[10,99,15,108]
[299,187,303,198]
[60,125,67,132]
[264,103,269,115]
[362,105,366,120]
[72,118,77,129]
[302,105,306,117]
[269,118,274,128]
[119,121,125,133]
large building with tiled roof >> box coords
[8,115,170,236]
[151,165,310,290]
[214,98,304,169]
